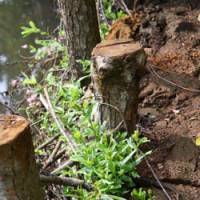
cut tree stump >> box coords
[0,115,44,200]
[91,39,147,133]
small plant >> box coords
[102,0,126,21]
[67,131,151,199]
[131,188,153,200]
[21,21,47,37]
[21,21,67,62]
[22,73,37,86]
[100,0,127,39]
[77,59,92,74]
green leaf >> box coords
[196,137,200,146]
[22,73,37,86]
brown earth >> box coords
[106,0,200,199]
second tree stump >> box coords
[91,39,147,133]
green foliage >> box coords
[21,21,47,37]
[21,17,152,200]
[77,59,92,74]
[100,0,126,39]
[21,21,68,64]
[100,22,110,39]
[131,188,153,200]
[102,0,126,21]
[68,131,151,199]
[22,73,37,86]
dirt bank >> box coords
[107,0,200,199]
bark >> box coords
[91,39,147,133]
[124,0,134,9]
[0,115,44,200]
[58,0,101,77]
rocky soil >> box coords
[107,0,200,199]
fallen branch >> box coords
[41,149,67,173]
[135,177,179,199]
[148,64,200,93]
[36,133,60,151]
[40,174,200,195]
[40,175,93,191]
[43,140,63,170]
[135,177,176,192]
[51,160,76,175]
[53,148,67,160]
[162,178,200,188]
[135,176,200,198]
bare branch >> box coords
[40,175,93,191]
[51,160,76,175]
[36,134,60,151]
[43,140,63,170]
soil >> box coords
[106,0,200,199]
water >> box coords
[0,0,56,112]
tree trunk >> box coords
[124,0,134,9]
[0,115,44,200]
[91,39,147,133]
[58,0,101,77]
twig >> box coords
[97,0,110,26]
[40,175,93,191]
[135,177,176,192]
[15,98,26,110]
[42,149,67,171]
[36,134,60,151]
[148,64,200,93]
[133,0,139,11]
[135,177,179,199]
[161,178,200,188]
[136,176,200,198]
[43,140,63,170]
[42,88,77,153]
[109,120,124,134]
[117,0,132,17]
[51,160,76,175]
[144,157,172,200]
[39,93,49,110]
[53,148,67,161]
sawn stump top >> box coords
[92,39,143,58]
[0,115,29,145]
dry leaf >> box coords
[195,137,200,146]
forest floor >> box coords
[107,0,200,199]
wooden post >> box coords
[91,39,147,133]
[0,115,44,200]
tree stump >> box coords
[0,115,44,200]
[91,39,147,133]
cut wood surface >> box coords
[92,39,142,58]
[92,39,147,133]
[0,115,44,200]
